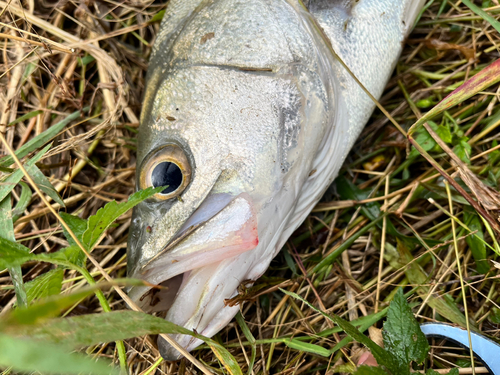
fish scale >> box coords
[127,0,426,360]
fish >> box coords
[127,0,426,360]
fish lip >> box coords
[128,192,259,314]
[138,191,245,274]
[139,221,203,272]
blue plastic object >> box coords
[421,323,500,374]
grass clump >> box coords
[0,0,499,374]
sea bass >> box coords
[127,0,425,360]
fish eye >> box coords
[151,162,183,194]
[139,144,191,200]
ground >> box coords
[0,1,499,374]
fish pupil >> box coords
[151,162,183,194]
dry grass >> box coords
[0,0,499,374]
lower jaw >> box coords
[157,302,241,361]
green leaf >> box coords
[409,126,436,158]
[59,212,88,246]
[0,235,89,283]
[354,366,389,375]
[337,175,380,219]
[464,210,489,274]
[428,120,452,144]
[6,310,242,375]
[383,289,429,371]
[435,123,452,144]
[77,55,95,66]
[453,137,472,164]
[12,181,32,222]
[328,316,398,374]
[482,0,493,8]
[0,234,91,277]
[0,333,118,375]
[0,235,33,269]
[57,245,87,267]
[0,144,51,203]
[3,287,97,326]
[59,213,87,266]
[281,289,399,373]
[410,120,454,155]
[416,98,434,109]
[30,164,65,206]
[21,61,38,85]
[284,338,330,357]
[60,212,87,245]
[0,108,88,168]
[150,9,165,23]
[82,186,162,250]
[489,307,500,324]
[488,140,500,164]
[283,248,298,276]
[24,269,64,305]
[329,308,389,354]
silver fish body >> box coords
[127,0,425,360]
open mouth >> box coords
[129,192,259,315]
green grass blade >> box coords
[30,164,65,206]
[12,182,32,222]
[464,210,489,273]
[236,312,257,375]
[0,108,88,168]
[283,338,330,357]
[2,287,97,326]
[7,266,26,309]
[0,144,51,203]
[7,110,42,127]
[5,310,242,375]
[461,0,500,33]
[208,340,243,375]
[312,215,385,274]
[0,195,27,308]
[329,308,388,354]
[150,9,165,23]
[409,58,500,136]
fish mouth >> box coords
[128,192,259,356]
